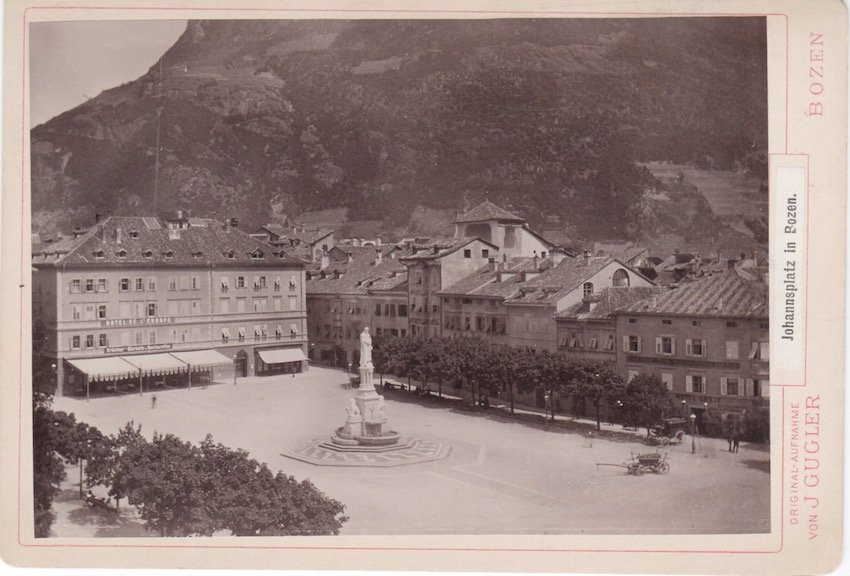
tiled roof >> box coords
[398,237,496,262]
[616,269,767,318]
[260,224,334,246]
[32,216,304,268]
[556,286,668,320]
[453,200,525,224]
[439,257,540,298]
[306,247,408,295]
[505,256,618,306]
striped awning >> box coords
[67,357,138,382]
[257,347,307,365]
[122,353,188,376]
[169,349,232,371]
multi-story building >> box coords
[555,286,667,361]
[306,246,408,367]
[399,237,498,337]
[614,269,769,420]
[32,214,308,397]
[504,255,655,351]
[452,199,553,259]
[252,224,335,262]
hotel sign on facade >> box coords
[101,317,176,327]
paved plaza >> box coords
[53,367,771,536]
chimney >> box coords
[94,212,102,224]
[97,225,105,243]
[488,257,497,272]
[583,250,591,266]
[347,252,353,264]
[375,248,383,265]
[115,227,122,244]
[376,236,382,246]
[549,248,569,266]
[168,228,181,240]
[320,251,329,270]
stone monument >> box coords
[331,327,400,446]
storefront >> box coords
[255,346,308,376]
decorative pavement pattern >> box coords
[283,438,451,467]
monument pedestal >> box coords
[331,359,400,447]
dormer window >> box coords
[192,250,203,259]
[250,249,264,259]
[163,250,174,260]
[93,249,104,259]
[143,249,153,259]
[115,249,127,259]
[129,230,140,239]
[224,250,235,260]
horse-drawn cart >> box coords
[597,452,670,476]
[647,417,688,446]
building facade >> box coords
[32,215,308,396]
[614,270,769,420]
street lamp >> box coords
[689,413,697,454]
[681,399,687,418]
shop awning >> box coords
[257,348,307,365]
[170,349,232,371]
[67,357,139,382]
[121,353,188,376]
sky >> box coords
[28,20,187,127]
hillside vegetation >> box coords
[31,18,767,249]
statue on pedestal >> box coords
[359,327,373,368]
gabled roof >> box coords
[556,286,668,321]
[616,269,767,318]
[32,216,304,268]
[439,257,539,298]
[453,200,525,224]
[306,247,408,295]
[398,237,498,262]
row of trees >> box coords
[372,335,676,432]
[33,396,348,537]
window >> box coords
[612,268,630,287]
[398,304,408,317]
[149,331,156,344]
[628,318,637,324]
[259,276,267,289]
[146,303,156,317]
[662,319,672,325]
[605,334,614,350]
[116,249,127,259]
[143,250,153,259]
[752,380,762,397]
[482,249,489,258]
[686,338,705,357]
[686,375,704,394]
[273,297,282,311]
[191,277,199,290]
[750,341,770,360]
[94,250,104,260]
[726,321,738,328]
[98,305,107,319]
[582,282,594,298]
[70,279,81,293]
[726,341,739,360]
[476,316,485,331]
[463,249,471,258]
[99,334,108,347]
[168,277,177,291]
[289,278,297,292]
[97,279,108,293]
[237,299,246,313]
[129,230,139,239]
[723,377,740,396]
[627,335,641,353]
[238,327,246,342]
[71,335,80,349]
[164,250,174,260]
[148,277,156,291]
[86,279,95,293]
[136,331,144,345]
[71,306,82,321]
[274,277,281,291]
[656,336,675,355]
[220,277,229,292]
[375,303,382,316]
[85,334,94,348]
[135,278,144,291]
[288,296,298,311]
[237,276,245,289]
[588,338,598,349]
[661,372,673,391]
[759,321,769,330]
[692,320,702,326]
[85,305,97,321]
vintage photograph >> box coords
[29,16,770,539]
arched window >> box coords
[582,282,594,298]
[612,268,630,287]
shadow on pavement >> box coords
[738,458,771,473]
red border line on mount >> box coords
[17,7,787,556]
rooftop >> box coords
[440,257,542,299]
[398,237,497,262]
[616,269,768,318]
[556,286,668,320]
[453,200,525,224]
[306,246,408,295]
[32,216,304,268]
[505,256,622,306]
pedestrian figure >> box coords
[727,429,733,452]
[151,394,157,409]
[732,429,740,453]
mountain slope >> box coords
[31,18,767,245]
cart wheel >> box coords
[656,462,670,475]
[660,437,670,447]
[675,431,685,443]
[633,465,644,476]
